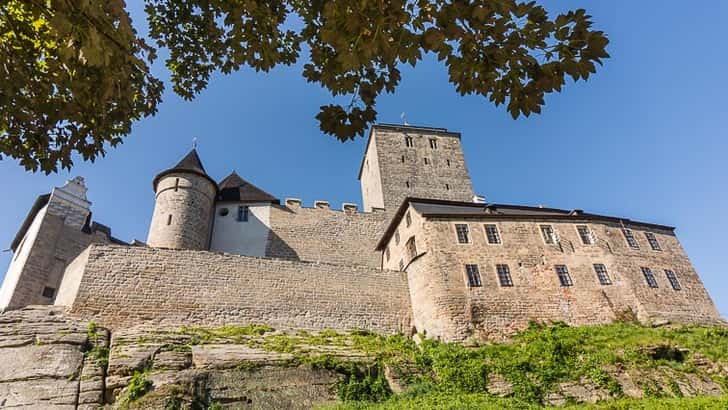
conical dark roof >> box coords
[174,149,207,174]
[218,171,279,204]
[152,149,218,191]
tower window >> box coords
[496,264,513,287]
[394,230,400,245]
[237,205,249,222]
[42,286,56,299]
[424,157,429,165]
[167,214,172,225]
[593,264,612,285]
[576,225,595,245]
[645,232,661,251]
[406,211,412,227]
[665,269,681,290]
[405,181,410,188]
[465,264,482,287]
[455,224,470,244]
[484,224,501,244]
[405,136,414,147]
[641,267,658,288]
[540,225,556,244]
[399,259,404,271]
[401,155,405,163]
[555,265,573,286]
[429,138,438,149]
[174,178,180,192]
[622,228,640,249]
[385,247,390,262]
[446,159,451,167]
[445,184,450,190]
[406,237,417,259]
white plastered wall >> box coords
[210,202,271,257]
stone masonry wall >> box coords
[6,212,111,310]
[62,245,412,333]
[147,172,217,250]
[265,203,388,268]
[363,127,475,213]
[383,205,723,341]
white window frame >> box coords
[483,224,502,245]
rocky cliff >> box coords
[1,306,727,409]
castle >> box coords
[0,124,723,341]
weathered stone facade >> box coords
[0,178,118,311]
[360,125,475,212]
[265,201,388,268]
[381,200,724,341]
[58,245,412,333]
[147,171,217,250]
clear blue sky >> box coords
[1,1,726,317]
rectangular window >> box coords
[540,225,556,244]
[622,228,640,249]
[399,260,404,271]
[424,157,429,165]
[401,155,405,163]
[665,269,681,290]
[496,264,513,287]
[237,205,249,222]
[429,138,438,149]
[406,211,412,227]
[645,232,662,251]
[593,264,612,285]
[174,177,180,192]
[555,265,573,286]
[406,237,417,259]
[394,230,400,245]
[641,267,658,288]
[167,214,172,225]
[42,286,55,299]
[577,225,594,245]
[445,183,450,190]
[455,224,470,244]
[465,264,482,287]
[446,159,451,167]
[405,136,414,147]
[484,224,501,244]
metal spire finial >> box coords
[400,112,409,126]
[192,137,198,149]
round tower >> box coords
[147,149,218,250]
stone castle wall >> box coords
[2,209,112,310]
[147,172,217,250]
[383,208,723,341]
[58,245,412,333]
[265,202,388,268]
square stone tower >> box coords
[359,124,475,212]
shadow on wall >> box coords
[265,229,300,261]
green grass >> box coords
[322,394,728,409]
[310,321,728,407]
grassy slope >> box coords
[308,322,728,409]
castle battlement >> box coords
[1,123,723,340]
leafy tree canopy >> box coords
[1,0,609,173]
